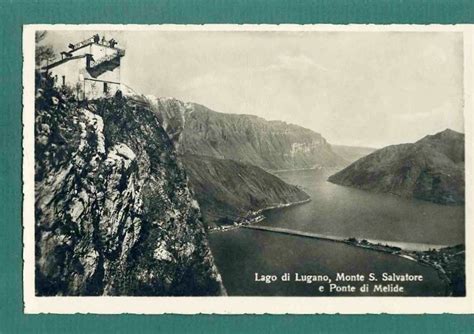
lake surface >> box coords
[208,168,465,296]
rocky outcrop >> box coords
[35,82,224,296]
[181,154,310,227]
[328,129,465,205]
[147,97,346,170]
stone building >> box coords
[43,34,125,99]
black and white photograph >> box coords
[23,25,473,314]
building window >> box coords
[103,82,108,94]
[54,75,58,82]
[62,75,65,86]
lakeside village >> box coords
[208,213,265,233]
[346,238,465,296]
[208,198,312,233]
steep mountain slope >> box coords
[181,154,310,227]
[141,95,312,226]
[148,97,346,170]
[35,79,224,296]
[328,129,464,205]
[331,145,377,164]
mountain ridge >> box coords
[141,95,313,226]
[147,96,347,170]
[181,154,310,227]
[328,129,465,205]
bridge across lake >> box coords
[242,225,346,242]
[241,225,448,252]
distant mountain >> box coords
[328,129,464,205]
[148,97,346,171]
[331,145,377,164]
[182,154,310,227]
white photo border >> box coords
[23,24,474,314]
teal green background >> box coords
[1,0,473,332]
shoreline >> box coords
[257,198,312,214]
[220,222,462,296]
[208,197,311,233]
[206,189,463,296]
[268,166,321,173]
[268,165,347,174]
[343,238,463,297]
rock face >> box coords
[142,96,312,226]
[148,97,346,170]
[328,129,465,205]
[35,83,224,296]
[181,154,310,226]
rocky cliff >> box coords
[34,77,224,296]
[328,129,465,205]
[181,154,310,227]
[148,97,346,170]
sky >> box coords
[41,29,464,148]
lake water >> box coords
[208,168,465,296]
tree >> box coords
[35,31,56,67]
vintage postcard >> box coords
[23,24,473,314]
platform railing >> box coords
[70,36,125,52]
[88,49,126,69]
